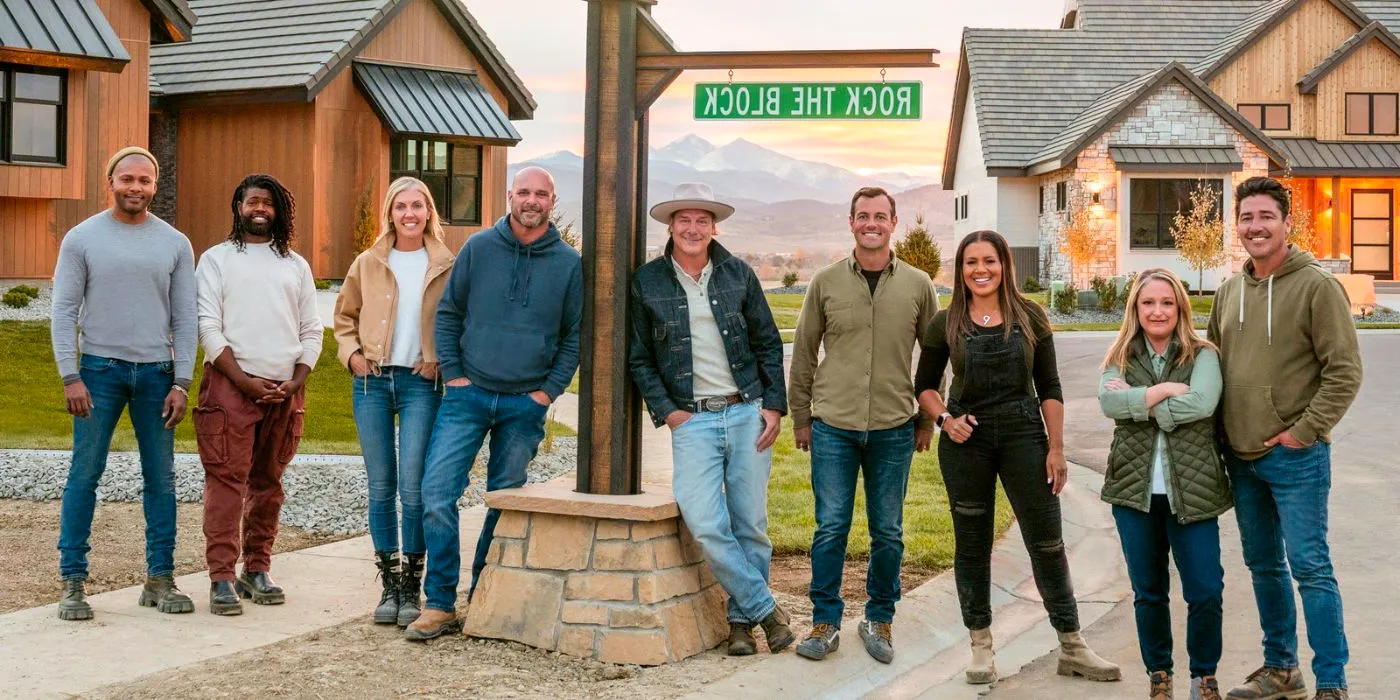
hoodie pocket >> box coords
[1221,384,1288,452]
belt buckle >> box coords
[702,396,727,412]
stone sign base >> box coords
[464,481,729,666]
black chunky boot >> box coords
[374,551,400,625]
[397,553,424,628]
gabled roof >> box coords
[1027,62,1287,175]
[150,0,534,119]
[1196,0,1371,80]
[0,0,130,72]
[1298,20,1400,93]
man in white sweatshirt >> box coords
[194,174,322,616]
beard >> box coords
[512,206,547,228]
[241,216,273,235]
[116,193,150,215]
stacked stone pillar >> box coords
[464,482,728,665]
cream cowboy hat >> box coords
[649,182,735,224]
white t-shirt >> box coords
[387,247,429,368]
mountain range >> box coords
[509,135,953,255]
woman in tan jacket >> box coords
[333,176,454,627]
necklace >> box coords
[981,314,992,325]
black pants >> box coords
[937,398,1079,632]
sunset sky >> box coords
[470,0,1064,177]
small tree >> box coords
[1058,206,1102,289]
[550,208,581,249]
[1170,182,1228,295]
[782,271,799,288]
[352,187,378,255]
[894,212,943,282]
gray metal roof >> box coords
[0,0,130,72]
[1275,138,1400,174]
[1110,145,1243,172]
[150,0,533,119]
[352,60,520,144]
[1299,21,1400,93]
[948,0,1400,185]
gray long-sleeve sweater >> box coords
[50,210,197,387]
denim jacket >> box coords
[628,240,787,427]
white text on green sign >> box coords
[694,82,922,120]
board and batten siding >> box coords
[1315,38,1400,141]
[1208,0,1361,140]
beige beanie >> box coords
[105,146,159,180]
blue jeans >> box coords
[58,355,177,580]
[670,401,776,624]
[1227,442,1348,690]
[808,418,916,626]
[420,384,547,613]
[1113,496,1224,678]
[352,367,441,555]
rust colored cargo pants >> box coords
[193,365,306,582]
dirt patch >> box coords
[769,554,940,605]
[0,499,348,614]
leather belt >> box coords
[688,393,742,413]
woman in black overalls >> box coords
[915,230,1120,686]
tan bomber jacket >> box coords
[333,231,455,369]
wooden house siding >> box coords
[0,74,87,200]
[1209,0,1361,139]
[1315,38,1400,140]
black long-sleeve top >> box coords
[914,309,1064,411]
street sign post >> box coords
[694,81,922,120]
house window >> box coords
[389,138,483,225]
[1,65,65,164]
[1039,185,1045,214]
[1128,178,1223,250]
[1238,103,1290,131]
[957,194,968,221]
[1055,181,1067,211]
[1345,93,1398,135]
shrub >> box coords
[10,284,39,299]
[1053,280,1079,314]
[1090,275,1119,312]
[894,213,942,281]
[1021,276,1043,293]
[314,279,332,291]
[2,290,31,308]
[782,271,799,288]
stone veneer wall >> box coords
[1037,81,1272,284]
[148,109,178,225]
[464,510,729,666]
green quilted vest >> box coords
[1101,338,1232,524]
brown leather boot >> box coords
[1225,666,1307,699]
[403,608,460,642]
[966,628,996,684]
[1055,630,1122,681]
[1149,670,1172,699]
[727,623,757,656]
[758,605,794,653]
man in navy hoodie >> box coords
[406,166,583,640]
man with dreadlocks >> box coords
[194,173,323,616]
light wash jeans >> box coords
[351,366,440,555]
[670,400,777,624]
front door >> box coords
[1352,189,1394,280]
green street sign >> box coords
[694,81,921,121]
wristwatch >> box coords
[936,412,951,429]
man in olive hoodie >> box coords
[1208,177,1361,700]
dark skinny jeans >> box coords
[937,397,1079,633]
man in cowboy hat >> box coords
[628,183,792,655]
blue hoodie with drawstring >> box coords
[435,216,582,398]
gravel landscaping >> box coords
[0,439,578,536]
[0,282,52,322]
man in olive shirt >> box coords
[789,186,938,665]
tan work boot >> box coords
[727,623,757,656]
[403,608,460,642]
[1225,666,1307,699]
[1194,675,1222,700]
[1149,671,1173,699]
[1055,630,1122,681]
[1311,689,1347,699]
[966,628,996,684]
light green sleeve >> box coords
[1155,348,1222,433]
[1098,367,1150,422]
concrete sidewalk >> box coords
[682,464,1131,700]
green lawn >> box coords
[767,417,1012,570]
[766,293,804,329]
[1,320,569,455]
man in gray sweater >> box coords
[50,146,197,621]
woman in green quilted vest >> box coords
[1099,268,1230,700]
